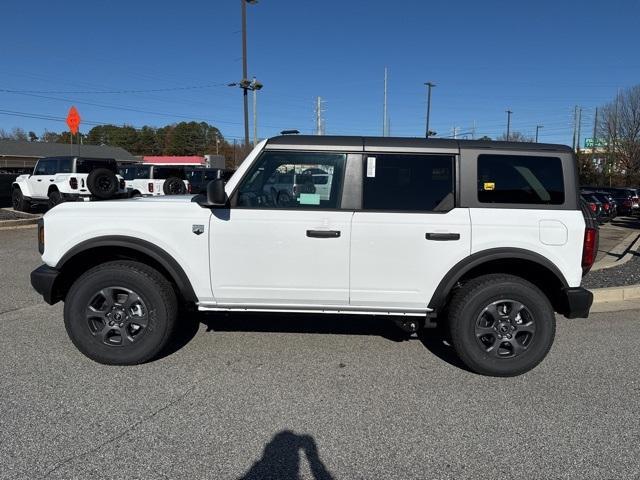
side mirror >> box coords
[197,178,227,207]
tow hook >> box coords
[393,318,423,334]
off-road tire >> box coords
[48,190,64,209]
[64,260,178,365]
[447,274,555,377]
[11,187,30,212]
[163,177,186,195]
[87,168,118,199]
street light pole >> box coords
[506,109,512,141]
[424,82,435,138]
[535,125,543,143]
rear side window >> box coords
[477,154,564,205]
[362,154,454,212]
[153,167,186,179]
[76,159,117,173]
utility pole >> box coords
[424,81,435,138]
[576,107,582,154]
[315,96,326,135]
[471,120,476,140]
[383,67,388,137]
[452,126,458,139]
[572,105,578,152]
[591,107,598,166]
[505,110,512,141]
[535,125,543,143]
[240,0,257,148]
[250,77,263,146]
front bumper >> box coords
[561,287,593,319]
[30,264,61,305]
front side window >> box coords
[34,159,56,175]
[477,154,564,205]
[237,151,346,209]
[362,154,454,211]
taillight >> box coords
[188,183,192,194]
[588,202,597,212]
[582,227,597,270]
[69,177,78,190]
[119,179,125,189]
[149,182,154,193]
[603,203,610,211]
[624,199,632,207]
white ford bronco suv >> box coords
[12,156,127,210]
[30,136,595,376]
[118,164,190,197]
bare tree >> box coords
[496,131,535,142]
[598,85,640,177]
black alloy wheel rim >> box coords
[168,181,183,194]
[96,175,113,192]
[474,299,536,358]
[85,286,149,346]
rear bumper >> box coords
[561,287,593,319]
[30,264,61,305]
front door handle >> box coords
[425,232,460,241]
[49,179,54,182]
[307,230,341,238]
[37,179,42,182]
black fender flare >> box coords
[57,235,198,303]
[427,248,569,311]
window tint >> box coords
[477,154,564,204]
[153,166,186,179]
[362,154,454,211]
[76,158,117,173]
[34,159,56,175]
[58,158,72,173]
[237,152,345,209]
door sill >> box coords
[197,303,430,316]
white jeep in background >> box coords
[12,156,127,210]
[118,164,190,197]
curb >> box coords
[591,284,640,304]
[0,207,42,229]
[591,231,640,271]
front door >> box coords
[210,150,352,307]
[350,153,471,310]
[31,158,57,198]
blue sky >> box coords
[1,0,639,146]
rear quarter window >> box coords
[477,154,564,205]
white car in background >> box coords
[118,164,190,197]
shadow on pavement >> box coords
[160,309,470,373]
[238,430,334,480]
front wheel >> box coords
[12,187,30,212]
[63,261,178,365]
[447,274,555,377]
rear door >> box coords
[350,153,471,311]
[210,150,352,306]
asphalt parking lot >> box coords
[1,227,639,480]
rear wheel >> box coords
[12,187,30,212]
[447,274,555,377]
[64,261,178,365]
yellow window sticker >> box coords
[483,182,495,191]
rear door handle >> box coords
[37,179,42,182]
[425,232,460,241]
[307,230,341,238]
[49,179,54,182]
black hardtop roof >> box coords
[265,135,573,153]
[40,156,117,162]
